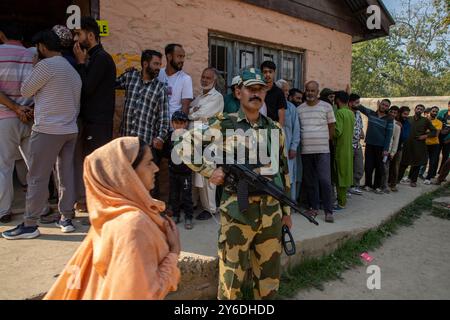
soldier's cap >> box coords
[171,111,189,122]
[240,68,267,87]
[320,88,335,98]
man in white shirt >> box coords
[189,68,224,123]
[158,44,193,119]
[189,67,224,220]
[155,44,193,202]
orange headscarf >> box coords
[44,137,180,300]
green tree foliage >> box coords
[352,0,449,97]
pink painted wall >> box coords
[101,0,353,94]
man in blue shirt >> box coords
[355,99,394,194]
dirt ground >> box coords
[294,213,450,300]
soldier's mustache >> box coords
[249,97,262,102]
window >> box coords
[282,52,300,89]
[210,43,228,84]
[240,50,255,69]
[209,34,304,93]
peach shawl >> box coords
[44,137,180,300]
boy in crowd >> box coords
[169,111,194,230]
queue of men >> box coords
[1,17,449,241]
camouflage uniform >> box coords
[176,69,291,300]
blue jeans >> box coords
[302,153,333,214]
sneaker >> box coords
[410,182,417,188]
[383,188,391,194]
[0,212,12,223]
[333,205,345,212]
[424,179,431,185]
[2,223,40,240]
[390,186,399,192]
[418,175,425,180]
[196,210,212,221]
[56,219,76,233]
[400,178,411,185]
[184,218,193,230]
[325,214,334,223]
[362,186,372,192]
[349,187,363,196]
[374,188,384,194]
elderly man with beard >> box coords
[189,67,224,220]
[116,50,169,152]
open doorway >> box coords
[0,0,98,46]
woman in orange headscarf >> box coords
[44,137,181,300]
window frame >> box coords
[209,33,305,93]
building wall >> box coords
[101,0,353,94]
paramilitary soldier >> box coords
[176,68,293,300]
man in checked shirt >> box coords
[116,49,170,162]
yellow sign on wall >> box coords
[96,20,109,37]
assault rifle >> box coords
[221,164,319,256]
[221,164,319,226]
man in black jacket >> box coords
[73,17,117,212]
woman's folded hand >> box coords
[164,217,181,255]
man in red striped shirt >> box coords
[0,23,34,224]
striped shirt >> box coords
[116,69,169,144]
[21,56,81,135]
[297,100,336,155]
[0,43,34,119]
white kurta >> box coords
[189,88,224,213]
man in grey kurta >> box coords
[398,104,437,187]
